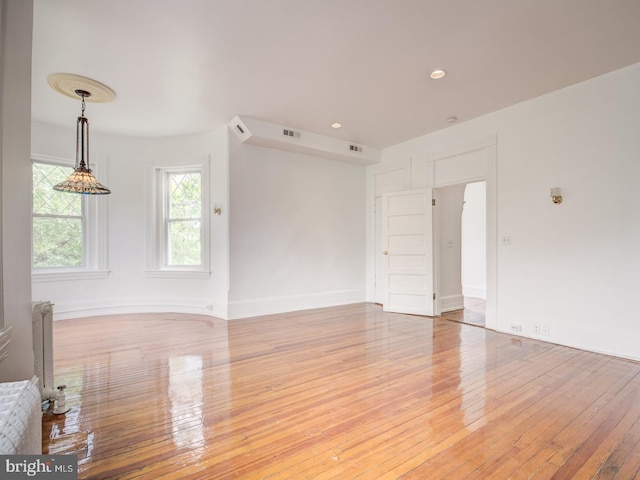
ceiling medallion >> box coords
[47,73,116,103]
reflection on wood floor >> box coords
[42,303,640,479]
[441,297,486,327]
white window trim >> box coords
[31,153,110,282]
[146,159,211,278]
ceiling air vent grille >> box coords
[282,128,300,138]
[349,144,363,153]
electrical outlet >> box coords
[533,324,540,334]
[510,323,522,332]
[502,236,512,246]
[542,325,550,336]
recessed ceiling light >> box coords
[331,122,342,129]
[430,69,447,80]
[446,116,458,123]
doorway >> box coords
[369,135,497,328]
[440,180,486,327]
[375,181,487,325]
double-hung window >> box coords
[32,161,83,268]
[165,170,202,266]
[31,156,108,280]
[149,164,209,276]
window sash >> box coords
[167,219,202,266]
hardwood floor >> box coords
[42,303,640,479]
[441,297,486,328]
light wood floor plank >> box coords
[42,303,640,479]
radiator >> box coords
[0,326,42,454]
[0,376,42,454]
[32,301,54,400]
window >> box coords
[32,162,83,268]
[32,156,108,280]
[148,164,209,276]
[166,171,202,266]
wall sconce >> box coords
[550,187,563,204]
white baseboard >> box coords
[48,290,365,321]
[440,294,464,313]
[227,289,365,320]
[462,284,486,299]
[50,298,227,320]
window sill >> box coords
[144,270,211,280]
[32,270,110,282]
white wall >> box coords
[0,0,34,382]
[31,122,230,319]
[380,62,640,361]
[462,181,486,299]
[228,136,366,318]
[32,122,366,321]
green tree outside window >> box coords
[167,172,202,266]
[32,162,84,268]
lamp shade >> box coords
[52,165,111,194]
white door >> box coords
[381,189,434,316]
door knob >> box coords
[383,251,388,255]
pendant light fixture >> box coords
[47,73,116,195]
[53,89,110,194]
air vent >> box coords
[349,144,363,153]
[235,124,245,134]
[282,128,300,138]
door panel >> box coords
[373,165,412,305]
[382,189,434,316]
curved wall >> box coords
[31,122,230,319]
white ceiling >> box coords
[31,0,640,149]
